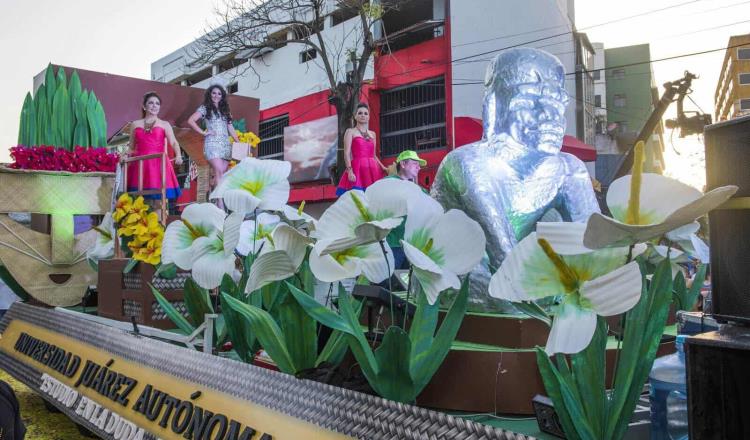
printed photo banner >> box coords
[0,303,530,440]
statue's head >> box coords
[483,48,568,154]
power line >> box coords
[450,0,703,49]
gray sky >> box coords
[1,0,748,188]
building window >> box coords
[299,49,317,63]
[217,56,248,73]
[227,83,239,94]
[330,6,358,26]
[739,73,750,85]
[257,115,289,159]
[593,70,601,80]
[740,99,750,111]
[612,69,625,79]
[594,95,602,108]
[738,48,750,60]
[380,76,446,157]
[614,94,627,108]
[185,67,212,86]
[378,0,442,53]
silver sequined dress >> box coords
[197,105,231,160]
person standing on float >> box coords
[336,103,388,196]
[384,150,427,270]
[126,92,183,217]
[188,85,241,206]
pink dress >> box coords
[127,126,181,199]
[336,136,385,196]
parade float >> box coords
[0,49,741,440]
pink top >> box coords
[336,136,385,195]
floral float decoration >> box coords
[489,142,738,440]
[150,157,486,404]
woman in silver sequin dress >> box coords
[188,85,240,198]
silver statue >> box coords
[432,48,600,311]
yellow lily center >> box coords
[181,218,205,240]
[297,200,306,216]
[241,179,264,195]
[350,193,372,222]
[538,238,578,293]
[625,141,645,225]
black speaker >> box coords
[686,327,750,439]
[704,115,750,325]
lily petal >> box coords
[413,267,461,305]
[309,250,361,283]
[272,223,313,270]
[546,303,597,355]
[431,209,486,275]
[245,250,297,294]
[584,185,738,248]
[580,261,642,316]
[358,242,393,284]
[221,188,262,214]
[402,240,442,273]
[607,173,702,224]
[191,237,236,289]
[489,232,562,302]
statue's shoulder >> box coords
[556,151,589,174]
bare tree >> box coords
[191,0,399,179]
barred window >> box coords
[257,115,289,159]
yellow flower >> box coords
[113,193,134,222]
[137,221,164,249]
[132,240,162,265]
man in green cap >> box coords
[385,150,427,269]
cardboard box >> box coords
[231,142,252,161]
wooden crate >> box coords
[98,259,189,329]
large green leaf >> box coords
[570,317,608,437]
[316,298,365,367]
[183,278,213,327]
[52,82,73,150]
[673,264,705,312]
[277,290,317,371]
[411,278,469,394]
[18,92,36,146]
[86,94,101,147]
[373,326,415,402]
[94,99,107,146]
[287,282,351,333]
[44,64,56,115]
[33,84,46,146]
[221,293,297,374]
[149,284,195,335]
[606,258,673,440]
[220,274,256,362]
[408,282,439,363]
[536,349,597,440]
[55,66,67,89]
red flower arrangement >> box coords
[9,145,119,173]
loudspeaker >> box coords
[704,115,750,325]
[686,327,750,439]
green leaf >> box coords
[606,258,673,440]
[514,300,553,327]
[44,64,57,115]
[221,293,297,374]
[149,283,195,335]
[411,277,469,394]
[18,92,36,146]
[87,258,99,272]
[55,66,67,89]
[287,282,351,333]
[277,289,317,371]
[373,326,416,402]
[183,278,213,327]
[408,282,439,372]
[316,298,365,367]
[122,258,138,273]
[220,291,255,363]
[154,262,177,279]
[261,281,285,315]
[536,349,597,440]
[52,82,73,150]
[672,271,687,310]
[238,251,256,294]
[570,317,608,437]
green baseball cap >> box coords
[396,150,426,166]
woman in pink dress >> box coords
[126,92,183,210]
[336,103,387,196]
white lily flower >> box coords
[189,213,242,289]
[584,142,737,249]
[401,194,486,304]
[210,158,291,214]
[244,223,314,294]
[309,241,393,284]
[162,203,225,269]
[236,213,281,256]
[490,222,643,355]
[277,203,317,232]
[314,178,422,255]
[87,212,115,261]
